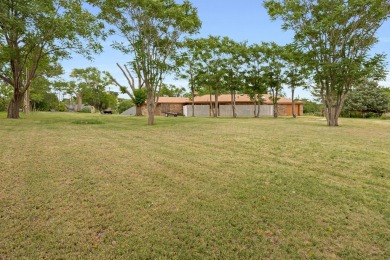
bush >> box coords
[380,113,390,120]
[79,106,95,113]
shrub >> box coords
[80,107,94,113]
[380,113,390,120]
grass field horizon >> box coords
[1,112,389,258]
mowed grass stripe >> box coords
[0,112,389,258]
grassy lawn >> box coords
[0,112,389,259]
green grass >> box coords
[0,112,389,259]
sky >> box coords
[61,0,390,100]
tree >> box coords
[383,88,390,111]
[243,43,268,117]
[52,81,68,110]
[263,42,284,118]
[264,0,389,126]
[223,38,246,118]
[159,84,186,97]
[281,44,309,118]
[193,36,230,117]
[98,0,201,125]
[0,0,104,118]
[108,63,144,116]
[0,83,12,111]
[176,38,205,117]
[70,67,113,111]
[30,77,53,111]
[343,81,389,117]
[299,98,322,114]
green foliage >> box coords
[0,84,12,111]
[300,99,322,114]
[118,99,134,114]
[0,0,104,118]
[70,67,115,111]
[380,113,390,120]
[343,81,389,116]
[132,88,147,106]
[98,0,201,124]
[383,88,390,110]
[32,92,58,111]
[79,107,93,113]
[159,84,186,97]
[264,0,389,126]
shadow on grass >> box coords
[71,119,105,125]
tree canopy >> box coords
[0,0,104,118]
[97,0,201,124]
[264,0,389,126]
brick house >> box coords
[131,94,303,117]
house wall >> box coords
[183,105,210,116]
[141,103,184,116]
[219,105,273,117]
[138,102,303,117]
[279,104,302,116]
[184,104,273,117]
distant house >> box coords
[122,94,304,117]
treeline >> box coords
[0,0,389,126]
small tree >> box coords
[243,44,268,117]
[176,38,207,117]
[264,43,284,118]
[223,38,246,118]
[281,44,309,118]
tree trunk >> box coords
[291,87,296,118]
[214,92,219,117]
[147,98,155,125]
[273,102,278,118]
[191,90,195,117]
[253,101,257,117]
[136,105,142,116]
[208,87,214,117]
[324,93,346,126]
[273,89,278,118]
[325,106,339,126]
[231,91,237,118]
[77,92,82,111]
[256,94,263,117]
[7,92,24,119]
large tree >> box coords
[70,67,113,111]
[98,0,201,125]
[264,0,389,126]
[0,0,104,118]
